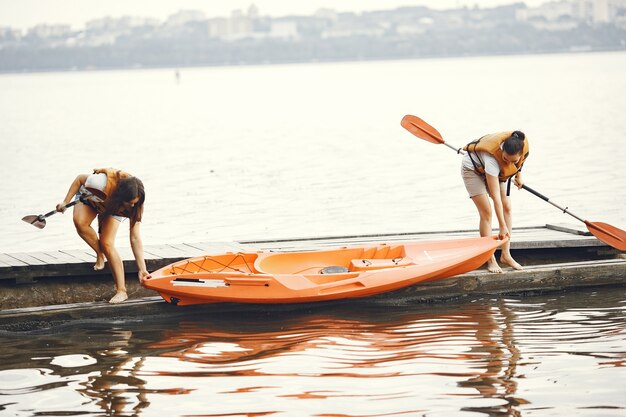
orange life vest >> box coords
[463,131,529,182]
[82,168,132,217]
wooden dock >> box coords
[1,223,624,327]
[0,223,612,283]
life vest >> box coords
[463,131,529,182]
[81,168,132,217]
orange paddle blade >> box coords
[401,115,445,144]
[585,221,626,251]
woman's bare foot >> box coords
[487,256,503,273]
[500,255,524,270]
[94,254,105,271]
[109,291,128,304]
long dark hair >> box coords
[503,130,525,155]
[105,176,145,226]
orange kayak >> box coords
[143,236,505,306]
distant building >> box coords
[83,16,158,46]
[269,20,299,39]
[0,26,22,39]
[322,21,385,38]
[247,4,260,20]
[86,16,158,31]
[221,6,301,40]
[315,9,338,21]
[591,0,626,23]
[227,9,254,39]
[207,17,230,38]
[396,17,433,35]
[517,0,626,27]
[165,10,207,27]
[27,24,71,38]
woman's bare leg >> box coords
[73,203,105,270]
[99,216,128,303]
[499,189,523,270]
[471,193,502,273]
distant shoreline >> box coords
[1,47,624,76]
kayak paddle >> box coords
[400,114,626,251]
[22,200,79,229]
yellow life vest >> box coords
[463,131,529,182]
[81,168,132,217]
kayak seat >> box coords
[348,257,414,272]
[253,245,411,276]
[254,248,365,275]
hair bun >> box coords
[512,131,525,140]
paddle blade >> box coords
[22,215,46,229]
[401,115,445,144]
[585,221,626,251]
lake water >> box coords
[1,286,625,416]
[1,53,625,416]
[0,52,625,253]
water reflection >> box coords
[1,288,625,416]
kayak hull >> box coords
[143,236,505,306]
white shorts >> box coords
[461,166,506,198]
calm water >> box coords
[1,53,625,416]
[0,52,625,253]
[1,287,625,416]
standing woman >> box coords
[461,131,529,273]
[56,168,150,303]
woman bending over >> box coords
[57,168,150,303]
[461,131,529,273]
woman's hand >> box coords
[56,202,69,213]
[498,225,510,240]
[138,270,151,283]
[514,173,524,189]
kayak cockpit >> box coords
[254,244,414,275]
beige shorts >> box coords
[461,166,506,198]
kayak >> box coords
[143,236,505,306]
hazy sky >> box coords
[1,0,546,30]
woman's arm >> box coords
[57,174,88,212]
[514,172,524,189]
[486,173,509,239]
[130,221,151,282]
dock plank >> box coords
[4,253,48,266]
[44,250,88,264]
[0,254,29,267]
[59,250,96,263]
[546,223,591,236]
[171,244,207,257]
[28,252,66,264]
[143,244,189,259]
[182,241,246,254]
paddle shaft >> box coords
[425,134,590,224]
[40,200,79,220]
[521,185,585,223]
[444,142,465,155]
